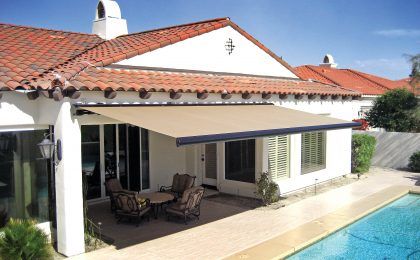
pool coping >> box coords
[225,185,420,260]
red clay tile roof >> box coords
[67,67,359,96]
[0,18,358,97]
[295,65,415,95]
[0,23,103,90]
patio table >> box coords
[137,192,174,219]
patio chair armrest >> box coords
[159,185,172,192]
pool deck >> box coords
[226,185,420,260]
[70,168,419,260]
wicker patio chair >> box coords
[165,186,205,224]
[105,178,136,212]
[114,191,151,226]
[159,173,196,200]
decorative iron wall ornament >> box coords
[225,38,235,55]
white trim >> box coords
[0,125,49,132]
[99,125,106,198]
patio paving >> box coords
[70,167,419,260]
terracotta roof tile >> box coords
[0,23,103,90]
[295,65,416,95]
[68,67,359,96]
[0,18,352,97]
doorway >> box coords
[201,143,218,187]
[81,124,150,201]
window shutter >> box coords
[268,135,290,180]
[301,132,326,174]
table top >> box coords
[138,192,174,204]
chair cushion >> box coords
[166,203,186,216]
[183,175,195,191]
[106,178,123,192]
[172,174,182,193]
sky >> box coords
[1,0,419,79]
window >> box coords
[97,2,105,19]
[225,139,255,183]
[301,132,326,174]
[268,135,290,180]
[0,130,51,223]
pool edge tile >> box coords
[224,185,412,260]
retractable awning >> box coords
[82,104,359,146]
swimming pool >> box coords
[287,194,420,259]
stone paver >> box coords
[70,168,419,260]
[227,185,414,259]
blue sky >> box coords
[1,0,419,79]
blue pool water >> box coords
[288,194,420,260]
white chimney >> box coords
[92,0,128,40]
[319,54,338,68]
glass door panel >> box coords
[104,125,117,181]
[118,124,128,189]
[128,126,140,191]
[81,125,101,200]
[0,130,51,224]
[140,129,150,190]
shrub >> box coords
[255,172,279,205]
[365,88,418,132]
[408,151,420,172]
[0,219,52,260]
[351,134,376,173]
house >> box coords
[295,54,416,119]
[0,0,360,256]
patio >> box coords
[87,190,259,249]
[71,168,419,260]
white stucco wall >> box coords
[351,95,376,119]
[116,26,298,78]
[0,91,355,200]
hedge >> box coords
[351,134,376,173]
[408,151,420,172]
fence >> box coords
[353,130,420,170]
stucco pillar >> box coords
[55,101,85,256]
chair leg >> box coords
[184,215,188,225]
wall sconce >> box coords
[38,133,62,164]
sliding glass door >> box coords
[0,129,51,224]
[82,124,150,201]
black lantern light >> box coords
[38,134,62,162]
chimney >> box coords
[92,0,128,40]
[319,54,338,68]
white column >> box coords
[55,101,85,256]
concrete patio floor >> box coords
[70,168,419,260]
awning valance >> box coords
[82,104,359,146]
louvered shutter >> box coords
[268,135,290,180]
[301,132,326,174]
[205,143,217,179]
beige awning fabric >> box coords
[82,104,359,146]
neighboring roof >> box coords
[295,65,415,95]
[66,67,359,96]
[0,19,358,97]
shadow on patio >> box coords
[87,191,261,250]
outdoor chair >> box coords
[105,178,136,213]
[165,186,205,224]
[114,191,151,226]
[159,173,196,200]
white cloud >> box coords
[374,29,420,37]
[351,58,411,79]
